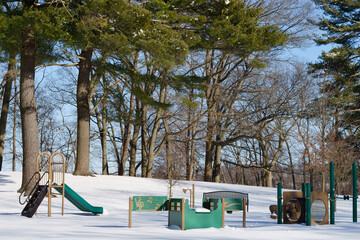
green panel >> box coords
[169,198,223,230]
[53,184,103,214]
[184,199,222,229]
[169,209,183,227]
[223,198,243,211]
[169,198,184,229]
[277,183,282,224]
[132,196,168,211]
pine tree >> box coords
[311,0,360,137]
[0,1,70,192]
[143,0,287,182]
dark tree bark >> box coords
[19,28,39,193]
[119,93,134,175]
[0,57,16,171]
[129,123,140,177]
[74,49,92,176]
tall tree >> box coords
[312,0,360,137]
[0,56,16,171]
[62,0,153,175]
[0,1,67,191]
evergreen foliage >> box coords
[311,0,360,135]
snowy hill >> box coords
[1,171,360,239]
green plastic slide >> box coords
[53,184,103,214]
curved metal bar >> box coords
[19,172,49,205]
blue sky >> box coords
[286,42,334,64]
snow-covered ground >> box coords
[1,171,360,239]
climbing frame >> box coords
[36,152,66,217]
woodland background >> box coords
[0,0,359,195]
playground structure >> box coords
[182,184,195,208]
[203,191,249,212]
[19,152,103,218]
[129,188,247,230]
[128,196,169,228]
[274,161,358,226]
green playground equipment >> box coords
[329,162,357,224]
[19,152,103,218]
[168,197,246,230]
[128,191,247,230]
[276,161,358,226]
[169,198,223,230]
[53,184,103,214]
[128,196,169,228]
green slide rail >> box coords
[53,184,103,214]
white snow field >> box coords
[1,171,360,239]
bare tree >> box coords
[0,57,16,171]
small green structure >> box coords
[128,196,168,228]
[169,197,246,230]
[169,198,222,230]
[276,185,328,225]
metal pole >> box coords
[330,162,335,224]
[302,183,306,198]
[306,183,311,226]
[277,183,282,224]
[353,163,357,223]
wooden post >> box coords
[61,153,65,216]
[129,197,133,228]
[222,198,225,228]
[242,199,246,228]
[48,161,52,217]
[181,198,185,230]
[192,184,195,208]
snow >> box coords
[192,208,211,213]
[1,171,360,239]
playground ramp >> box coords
[21,185,48,218]
[53,184,103,215]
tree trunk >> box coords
[163,118,172,180]
[204,122,214,181]
[263,169,273,188]
[286,140,296,190]
[166,137,172,180]
[74,49,92,176]
[119,93,134,176]
[204,50,214,182]
[19,28,39,193]
[12,79,18,172]
[0,57,16,171]
[213,143,222,183]
[146,110,162,178]
[94,104,108,175]
[185,127,191,180]
[129,123,140,177]
[190,137,196,181]
[101,105,108,175]
[108,121,121,174]
[140,104,148,177]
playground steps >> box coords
[21,185,48,218]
